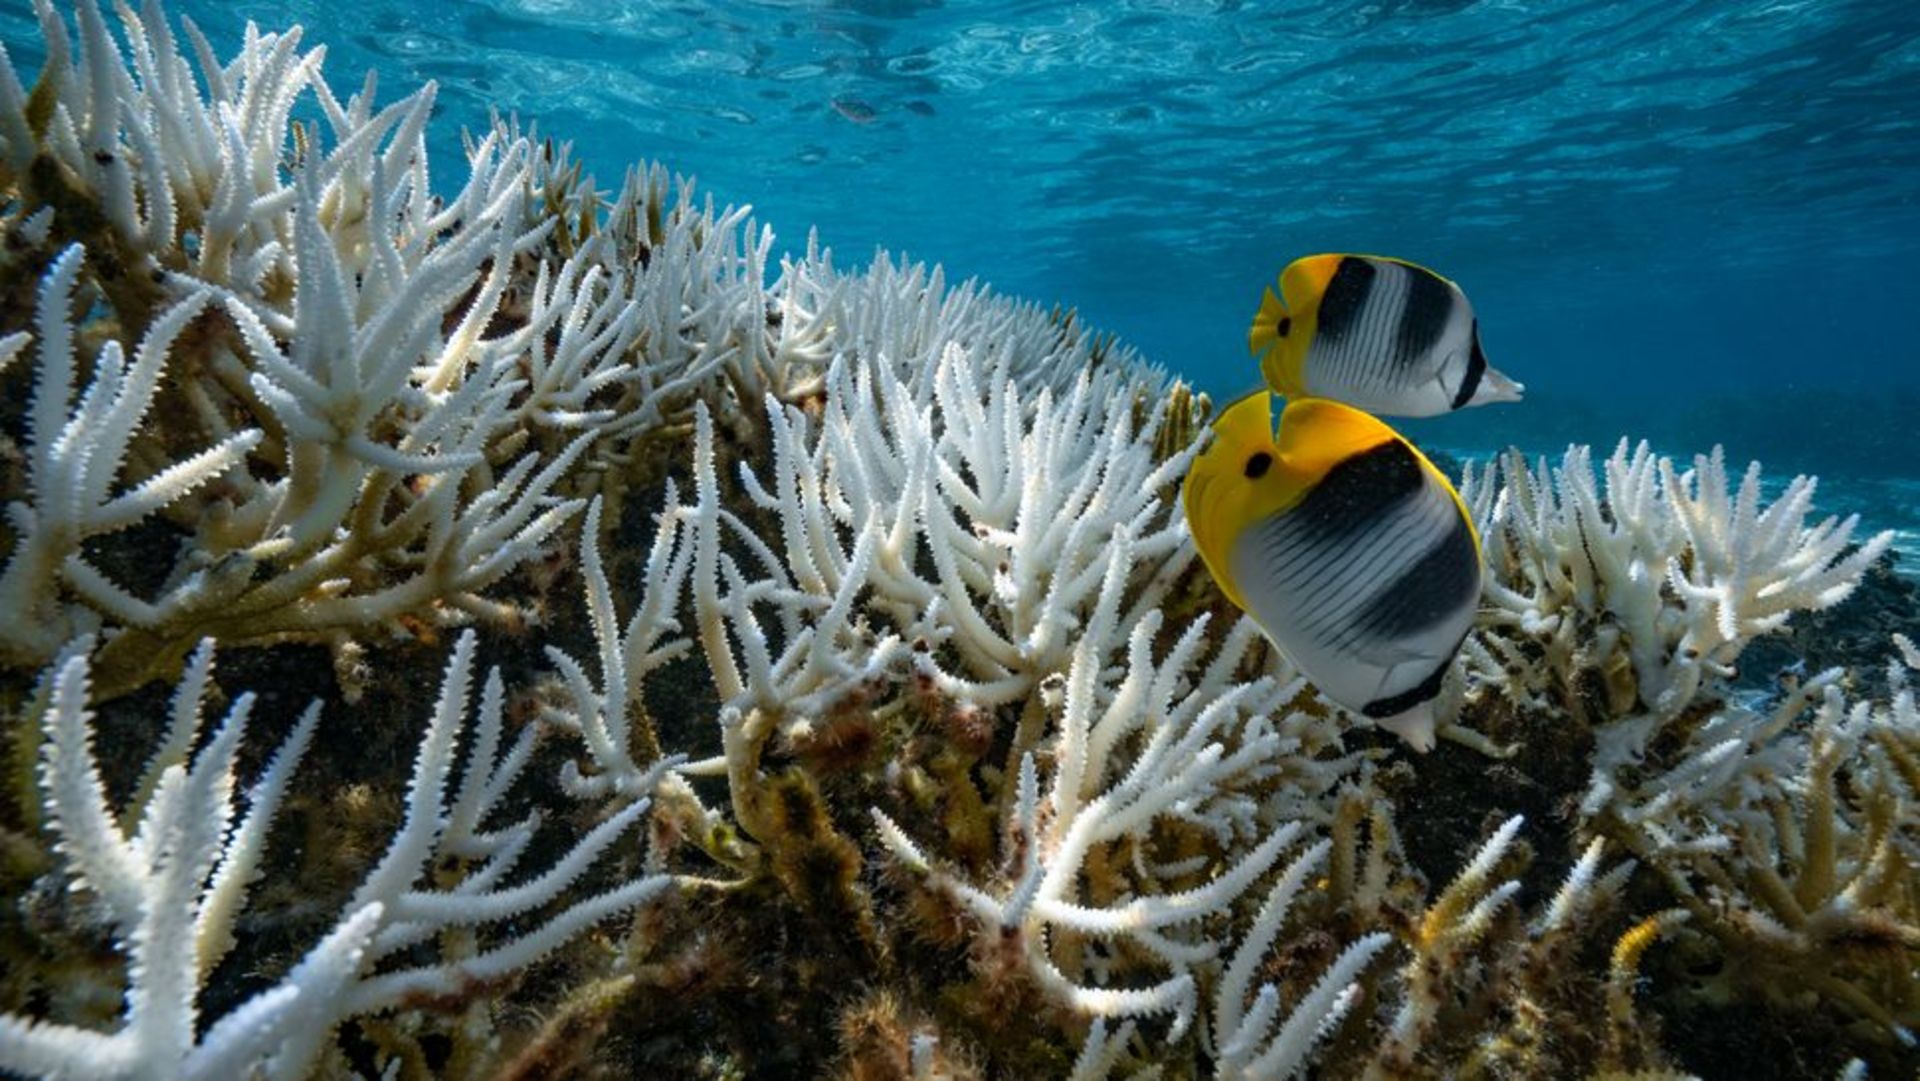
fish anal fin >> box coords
[1374,703,1437,753]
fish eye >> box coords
[1244,452,1272,479]
[1277,317,1291,337]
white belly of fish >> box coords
[1228,479,1476,718]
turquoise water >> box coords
[6,0,1918,548]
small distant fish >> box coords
[904,99,936,117]
[1250,254,1523,417]
[830,97,878,123]
[1182,392,1482,751]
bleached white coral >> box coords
[1462,440,1892,720]
[1210,839,1392,1079]
[0,1,795,685]
[0,246,262,660]
[872,536,1351,1036]
[0,630,671,1081]
[782,246,1165,398]
[690,339,1198,724]
[1579,645,1920,1044]
[543,496,694,800]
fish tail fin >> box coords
[1374,702,1438,753]
[1474,365,1525,405]
[1210,389,1278,455]
[1249,286,1287,357]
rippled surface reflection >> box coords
[3,0,1916,476]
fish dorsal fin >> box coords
[1279,254,1346,313]
[1299,252,1461,293]
[1277,397,1484,560]
[1274,397,1396,488]
[1364,253,1459,290]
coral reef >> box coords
[0,3,1913,1079]
[3,631,667,1080]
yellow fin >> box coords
[1274,398,1397,482]
[1211,388,1277,452]
[1291,252,1461,296]
[1182,391,1279,613]
[1277,398,1483,560]
[1279,254,1345,312]
[1249,285,1287,357]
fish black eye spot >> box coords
[1244,452,1272,479]
[1277,317,1291,337]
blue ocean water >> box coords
[6,0,1918,558]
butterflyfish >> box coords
[1182,392,1482,751]
[1250,254,1524,417]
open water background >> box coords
[6,0,1918,568]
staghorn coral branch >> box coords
[0,630,673,1081]
[0,246,264,663]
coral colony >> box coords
[0,3,1912,1078]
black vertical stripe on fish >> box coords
[1287,487,1445,623]
[1375,266,1406,364]
[1356,268,1399,388]
[1396,266,1455,368]
[1294,487,1453,644]
[1286,520,1427,636]
[1248,441,1436,636]
[1281,440,1425,545]
[1298,518,1446,644]
[1315,257,1377,344]
[1361,648,1463,719]
[1331,514,1478,649]
[1450,321,1487,409]
[1259,507,1419,608]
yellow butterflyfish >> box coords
[1251,254,1523,417]
[1183,392,1481,751]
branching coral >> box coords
[1,0,1913,1078]
[782,246,1161,399]
[1591,659,1920,1045]
[1461,441,1891,723]
[1458,440,1915,1062]
[0,246,261,658]
[0,630,671,1080]
[870,596,1335,1033]
[690,339,1199,726]
[1210,839,1391,1079]
[0,1,802,694]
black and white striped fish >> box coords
[1250,254,1523,417]
[1182,392,1482,750]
